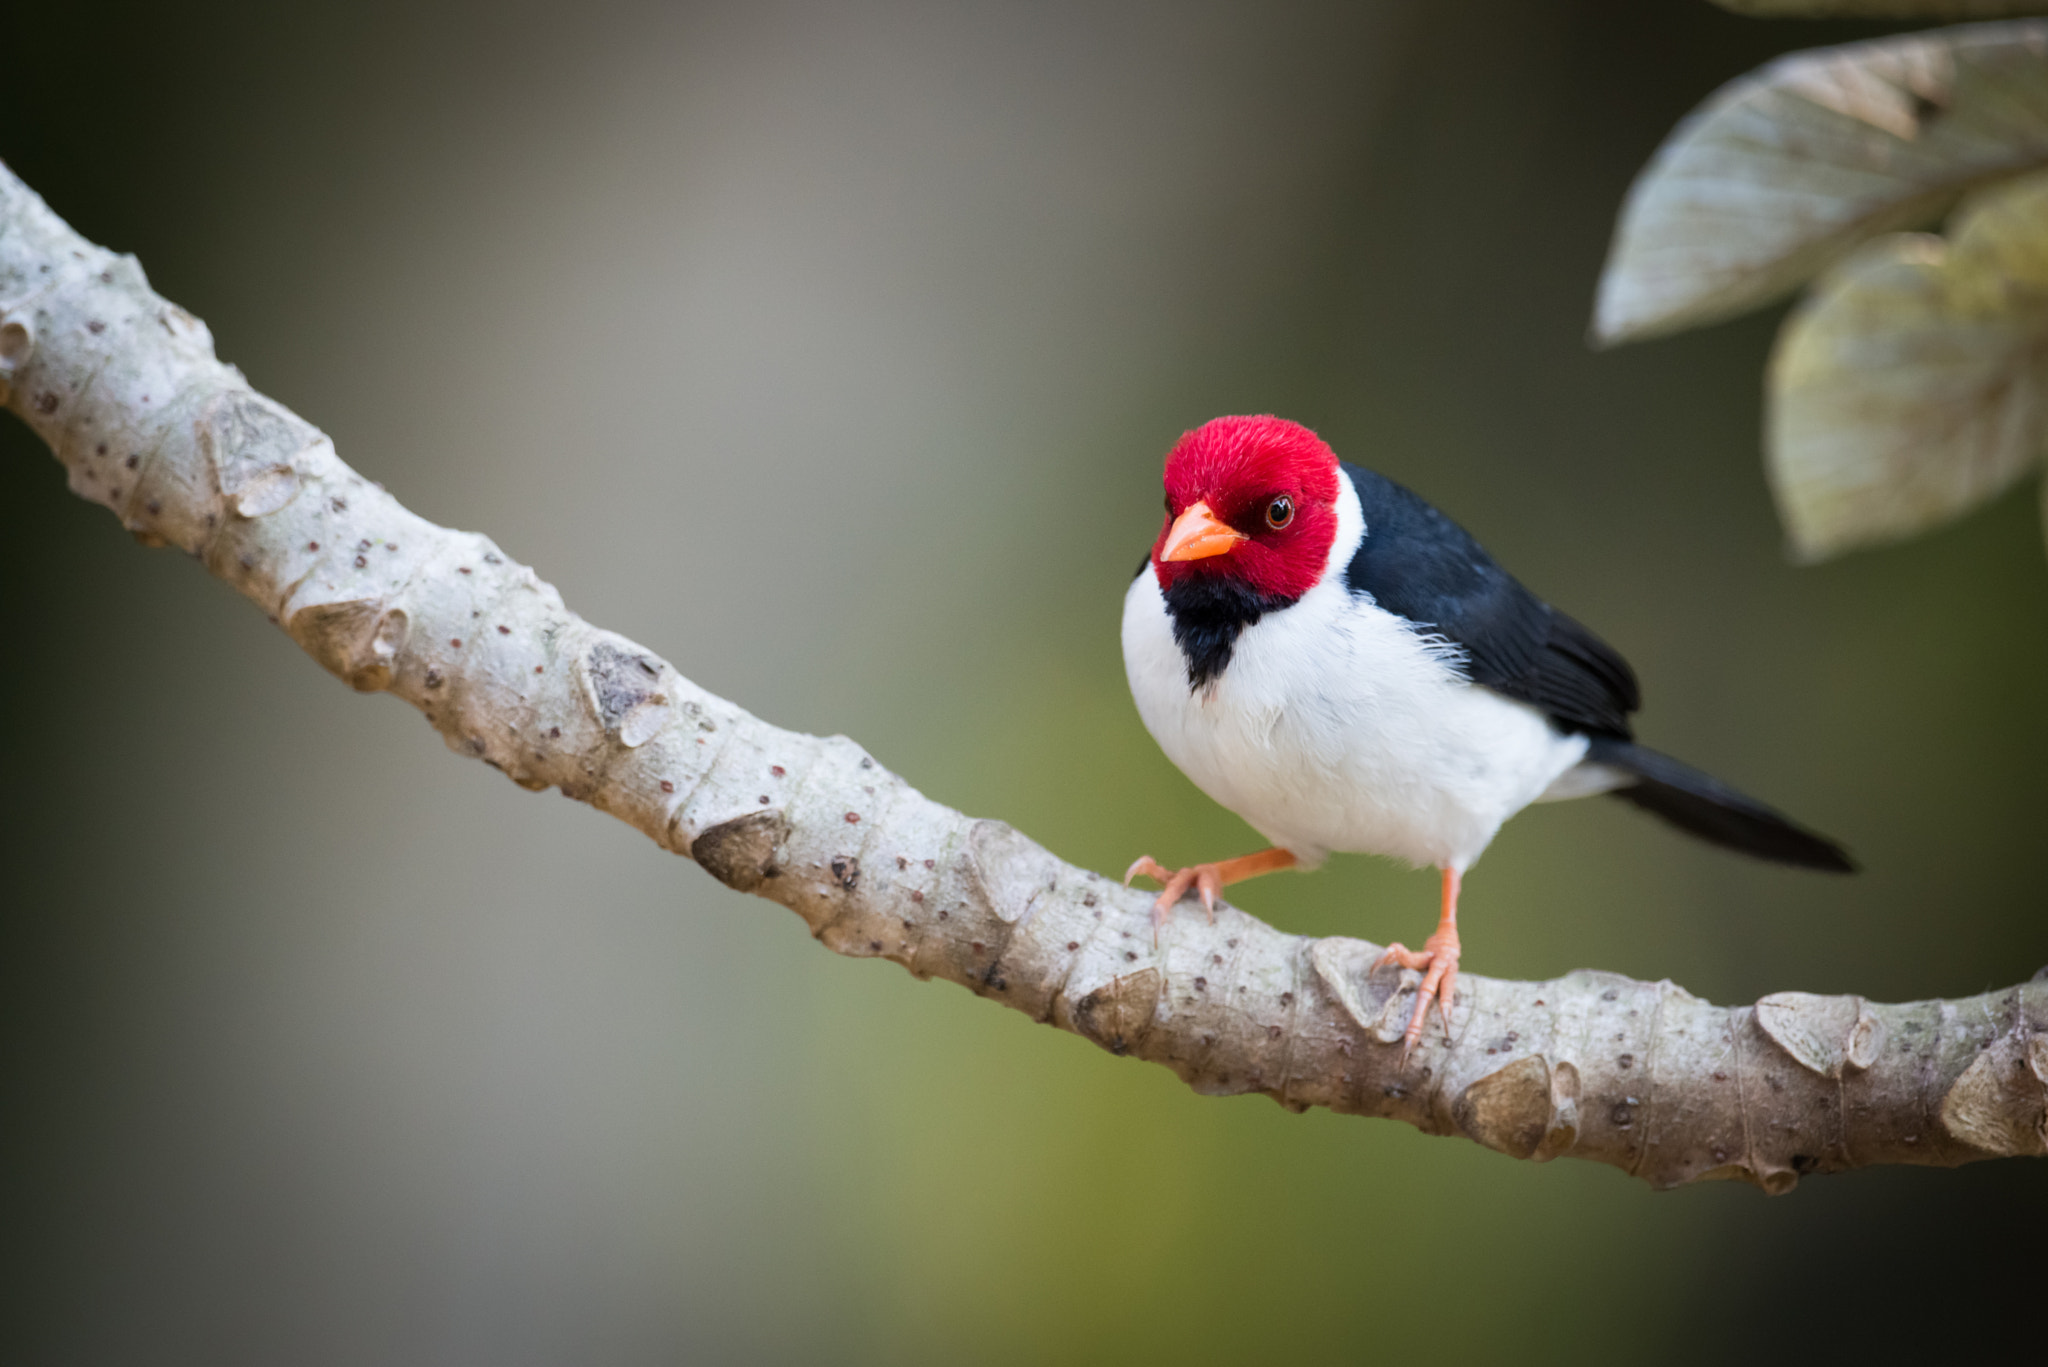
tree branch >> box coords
[3,162,2042,1193]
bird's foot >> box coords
[1376,925,1461,1066]
[1123,856,1225,939]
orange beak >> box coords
[1160,500,1247,562]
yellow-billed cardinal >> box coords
[1121,416,1852,1057]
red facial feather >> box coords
[1151,415,1341,600]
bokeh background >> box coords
[4,2,2044,1362]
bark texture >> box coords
[3,162,2043,1192]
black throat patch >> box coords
[1160,573,1298,690]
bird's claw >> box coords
[1123,855,1222,942]
[1123,855,1171,888]
[1376,929,1461,1067]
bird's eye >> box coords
[1265,495,1294,530]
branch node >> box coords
[1454,1053,1575,1160]
[289,599,409,693]
[1756,991,1884,1078]
[1309,936,1410,1043]
[582,638,675,747]
[966,819,1059,925]
[691,810,789,893]
[199,390,315,519]
[1939,1029,2048,1157]
[0,314,34,400]
[1070,969,1161,1056]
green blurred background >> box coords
[4,2,2043,1362]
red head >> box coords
[1150,415,1342,600]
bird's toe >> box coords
[1148,868,1198,941]
[1123,855,1168,887]
[1385,937,1462,1066]
[1376,941,1429,972]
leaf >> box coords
[1766,169,2048,559]
[1713,2,2048,18]
[1595,21,2048,345]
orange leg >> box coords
[1376,867,1463,1065]
[1124,847,1297,938]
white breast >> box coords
[1121,469,1591,872]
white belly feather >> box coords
[1121,471,1595,872]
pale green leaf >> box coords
[1596,22,2048,345]
[1767,169,2048,559]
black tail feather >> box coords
[1584,738,1855,874]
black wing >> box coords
[1340,463,1639,738]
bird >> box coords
[1120,414,1853,1058]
